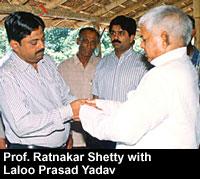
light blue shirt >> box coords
[190,46,200,89]
[0,52,76,148]
[0,114,4,138]
[0,52,11,139]
[92,48,149,102]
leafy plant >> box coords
[0,27,143,64]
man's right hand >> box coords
[85,99,97,107]
[0,138,6,149]
[70,99,86,120]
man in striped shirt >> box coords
[85,15,152,149]
[0,11,81,149]
[0,52,11,149]
[187,15,200,90]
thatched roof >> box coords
[0,0,194,28]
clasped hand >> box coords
[70,99,97,121]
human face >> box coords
[110,25,134,55]
[11,26,45,65]
[77,30,99,58]
[140,25,163,62]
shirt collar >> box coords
[74,54,97,65]
[191,46,200,66]
[151,47,187,67]
[191,46,199,57]
[74,54,81,65]
[112,47,133,60]
[11,51,44,72]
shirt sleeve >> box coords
[0,74,73,138]
[96,99,122,113]
[197,109,200,145]
[0,115,5,138]
[92,59,103,97]
[80,72,168,145]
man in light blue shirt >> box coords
[0,11,80,149]
[187,15,200,89]
[86,16,152,149]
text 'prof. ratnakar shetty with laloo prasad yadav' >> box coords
[4,152,129,175]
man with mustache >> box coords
[0,11,82,149]
[58,27,100,149]
[86,15,152,149]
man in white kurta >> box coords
[76,6,200,149]
[80,47,199,149]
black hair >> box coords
[109,15,137,36]
[187,15,195,29]
[4,11,45,43]
[78,27,100,42]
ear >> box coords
[191,29,196,37]
[77,37,81,45]
[161,31,169,49]
[10,40,20,51]
[130,34,135,44]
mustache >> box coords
[112,39,121,43]
[36,49,45,54]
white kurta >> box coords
[80,47,200,149]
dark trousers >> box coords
[83,131,116,149]
[71,121,116,149]
[8,143,48,149]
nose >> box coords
[87,42,92,47]
[38,40,45,49]
[87,42,96,49]
[113,32,120,39]
[113,35,119,40]
[111,34,120,42]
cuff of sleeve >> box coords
[59,105,73,122]
[96,99,105,109]
[0,132,5,138]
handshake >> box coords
[70,99,96,120]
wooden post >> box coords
[193,0,200,49]
[93,22,102,58]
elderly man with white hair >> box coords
[72,5,200,149]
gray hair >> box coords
[138,5,192,45]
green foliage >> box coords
[100,31,113,57]
[133,34,144,54]
[45,28,78,64]
[0,28,10,59]
[0,27,143,64]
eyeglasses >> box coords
[109,30,126,36]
